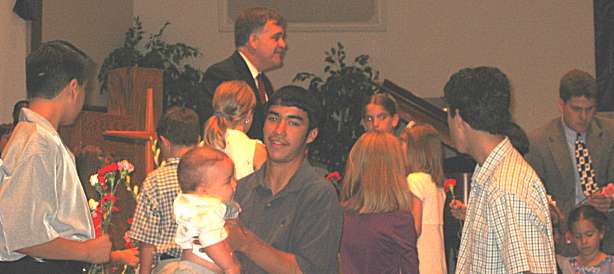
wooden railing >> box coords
[378,79,451,145]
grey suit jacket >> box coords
[526,115,614,254]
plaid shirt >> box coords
[456,138,556,274]
[129,158,182,260]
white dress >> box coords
[174,193,227,263]
[222,129,262,180]
[407,172,447,274]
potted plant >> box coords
[98,17,210,114]
[294,43,380,173]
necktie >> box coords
[575,133,598,196]
[256,74,268,103]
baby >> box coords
[171,146,240,274]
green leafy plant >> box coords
[294,43,379,172]
[98,17,210,112]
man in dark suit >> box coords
[526,69,614,255]
[201,7,287,140]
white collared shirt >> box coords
[0,108,94,261]
[238,51,260,82]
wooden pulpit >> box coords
[60,67,163,249]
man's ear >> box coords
[557,98,565,114]
[66,79,80,99]
[451,109,465,129]
[247,31,260,49]
[305,128,318,145]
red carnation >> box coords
[98,162,119,176]
[326,171,341,182]
[444,178,457,200]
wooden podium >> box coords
[60,67,163,249]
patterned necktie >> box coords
[256,73,268,103]
[575,133,598,196]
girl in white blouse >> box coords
[400,123,447,274]
[202,80,266,180]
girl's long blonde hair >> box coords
[203,81,256,149]
[400,123,445,187]
[341,132,412,214]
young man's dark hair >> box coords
[266,85,323,131]
[559,69,598,102]
[234,7,286,48]
[444,66,512,135]
[156,106,200,146]
[26,40,95,99]
[12,100,29,126]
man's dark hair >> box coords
[504,122,529,155]
[234,7,286,48]
[266,85,322,131]
[444,66,512,135]
[559,69,597,102]
[12,100,29,126]
[26,40,95,99]
[156,106,200,146]
[177,146,228,193]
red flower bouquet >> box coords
[87,160,136,274]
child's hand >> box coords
[111,248,140,267]
[449,199,467,221]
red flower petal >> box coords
[326,171,342,181]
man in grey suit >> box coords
[526,69,614,255]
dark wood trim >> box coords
[30,0,42,50]
[379,79,451,145]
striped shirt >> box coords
[129,158,182,260]
[456,138,556,274]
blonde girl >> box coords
[339,132,419,274]
[400,123,447,274]
[202,80,266,179]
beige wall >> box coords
[0,0,28,123]
[133,0,594,132]
[31,0,594,131]
[42,0,133,107]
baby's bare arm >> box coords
[204,240,240,274]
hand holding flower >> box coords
[449,199,467,221]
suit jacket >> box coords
[201,51,274,140]
[526,115,614,254]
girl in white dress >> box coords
[400,123,447,274]
[202,80,267,179]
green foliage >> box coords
[294,43,379,172]
[98,17,210,112]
